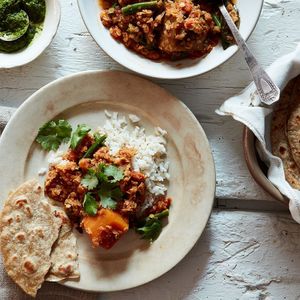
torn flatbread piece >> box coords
[287,76,300,169]
[0,180,62,297]
[271,78,300,189]
[46,207,80,282]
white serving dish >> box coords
[78,0,263,79]
[0,0,61,69]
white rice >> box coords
[97,112,169,199]
[47,150,69,166]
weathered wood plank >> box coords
[1,0,299,203]
[2,210,299,299]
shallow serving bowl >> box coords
[78,0,263,79]
[243,126,289,206]
[0,0,61,69]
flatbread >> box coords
[0,180,62,297]
[287,76,300,169]
[271,78,300,189]
[46,207,80,282]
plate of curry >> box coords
[0,70,215,291]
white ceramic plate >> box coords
[0,70,215,292]
[77,0,263,79]
[0,0,61,69]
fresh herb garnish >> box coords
[136,209,169,242]
[81,169,99,190]
[35,120,72,151]
[81,164,124,210]
[99,189,116,209]
[83,133,107,158]
[103,165,124,183]
[98,182,123,209]
[70,124,91,149]
[83,193,98,216]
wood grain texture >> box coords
[0,0,299,205]
[2,210,300,299]
[1,1,300,298]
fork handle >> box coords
[219,4,280,105]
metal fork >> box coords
[218,3,280,105]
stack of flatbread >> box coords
[271,75,300,189]
[0,180,80,297]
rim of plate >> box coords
[77,0,264,79]
[0,70,216,292]
[0,0,61,69]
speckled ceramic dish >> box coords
[0,0,61,69]
[0,70,216,292]
[77,0,263,79]
[243,126,288,206]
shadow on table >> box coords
[0,222,212,300]
[105,223,214,300]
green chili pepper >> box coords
[83,133,107,158]
[121,1,158,15]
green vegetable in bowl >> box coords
[212,11,239,50]
[0,22,35,52]
[0,9,29,41]
[121,1,157,15]
[0,0,46,53]
[22,0,45,23]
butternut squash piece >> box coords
[82,208,129,249]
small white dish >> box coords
[0,0,61,69]
[77,0,263,79]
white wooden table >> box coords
[1,0,300,299]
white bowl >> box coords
[0,0,61,69]
[78,0,263,79]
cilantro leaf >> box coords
[98,189,117,209]
[103,165,124,183]
[81,170,99,190]
[35,120,72,151]
[98,184,123,209]
[70,124,91,149]
[97,172,109,183]
[136,209,169,242]
[83,193,98,216]
[111,186,123,200]
[136,219,162,242]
